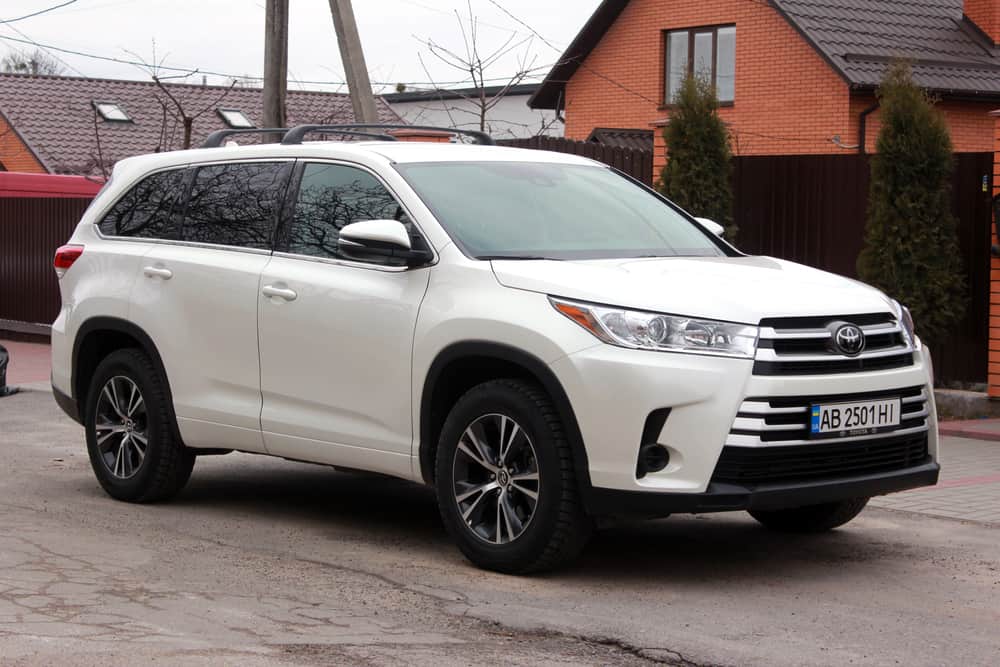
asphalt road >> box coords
[2,385,999,666]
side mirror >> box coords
[339,219,432,266]
[694,217,725,237]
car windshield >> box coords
[394,161,727,260]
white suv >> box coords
[51,125,939,573]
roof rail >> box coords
[201,128,290,148]
[281,124,496,146]
[200,127,400,148]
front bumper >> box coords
[551,340,938,495]
[585,461,939,518]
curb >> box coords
[939,420,1000,442]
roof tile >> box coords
[0,73,399,175]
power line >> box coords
[484,0,660,106]
[0,31,550,88]
[1,0,79,25]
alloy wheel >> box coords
[452,413,540,544]
[93,376,148,479]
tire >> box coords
[83,348,194,503]
[749,497,869,533]
[435,379,592,574]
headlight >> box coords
[550,297,759,358]
[892,300,916,347]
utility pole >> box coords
[262,0,289,133]
[328,0,379,124]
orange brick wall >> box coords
[966,0,1000,43]
[563,0,1000,181]
[563,0,855,177]
[0,113,45,173]
[849,95,997,154]
[989,110,1000,397]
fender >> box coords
[419,341,593,494]
[71,317,181,441]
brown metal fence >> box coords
[733,152,994,385]
[497,136,655,185]
[1,151,992,384]
[0,197,90,328]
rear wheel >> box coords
[84,349,194,503]
[435,379,592,574]
[749,498,869,533]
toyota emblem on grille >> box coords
[833,323,865,356]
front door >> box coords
[257,162,432,478]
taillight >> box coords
[54,244,84,278]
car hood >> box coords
[490,255,894,324]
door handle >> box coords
[142,266,173,280]
[262,285,298,302]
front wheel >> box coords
[749,498,869,533]
[435,379,592,574]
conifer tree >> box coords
[658,75,735,240]
[857,61,965,345]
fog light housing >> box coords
[637,443,670,478]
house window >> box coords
[665,26,736,105]
[217,108,255,129]
[93,101,131,122]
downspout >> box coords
[555,90,566,125]
[858,102,879,155]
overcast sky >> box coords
[0,0,602,92]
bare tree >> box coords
[152,74,236,149]
[1,49,65,75]
[126,45,236,150]
[414,1,538,134]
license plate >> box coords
[810,398,901,438]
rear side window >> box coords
[181,162,291,250]
[98,169,184,239]
[285,162,409,260]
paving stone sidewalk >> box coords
[870,435,1000,523]
[0,338,50,385]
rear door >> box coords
[257,161,432,477]
[128,160,292,452]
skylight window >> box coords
[217,108,255,129]
[93,101,131,122]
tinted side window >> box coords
[287,163,409,260]
[98,169,184,239]
[182,162,291,249]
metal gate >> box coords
[733,152,994,385]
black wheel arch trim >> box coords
[53,384,81,424]
[419,341,593,496]
[69,317,183,444]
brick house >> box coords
[0,73,399,177]
[530,0,1000,178]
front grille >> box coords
[711,433,930,485]
[754,313,914,376]
[728,385,929,446]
